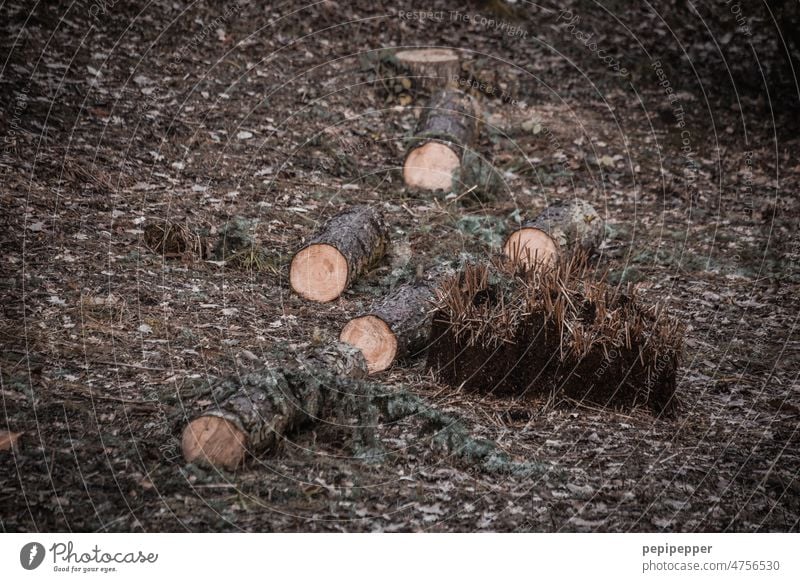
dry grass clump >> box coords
[426,253,684,414]
[143,221,206,259]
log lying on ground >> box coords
[403,89,479,192]
[181,343,368,470]
[394,49,460,96]
[339,267,454,374]
[290,206,389,302]
[182,341,554,477]
[503,199,603,268]
[426,255,683,414]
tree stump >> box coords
[290,205,389,302]
[503,198,604,268]
[403,89,480,192]
[394,49,460,96]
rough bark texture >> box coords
[507,198,604,258]
[409,89,479,152]
[184,343,368,467]
[404,89,489,193]
[364,282,437,362]
[303,205,388,283]
[291,205,389,300]
[453,149,504,203]
[181,339,553,477]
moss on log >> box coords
[181,343,368,470]
[504,199,604,268]
[181,341,553,477]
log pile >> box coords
[174,78,683,478]
[426,254,684,414]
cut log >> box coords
[181,343,368,470]
[290,206,389,302]
[394,49,460,95]
[503,198,603,268]
[182,340,552,476]
[403,89,479,192]
[340,271,450,373]
[180,417,246,470]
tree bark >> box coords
[503,198,603,268]
[453,149,504,204]
[403,89,480,192]
[181,343,368,470]
[339,269,452,373]
[290,205,389,302]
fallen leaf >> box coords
[598,155,615,167]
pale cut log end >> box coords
[182,416,247,471]
[403,142,460,191]
[290,243,349,302]
[503,227,559,268]
[340,315,398,374]
[394,49,460,92]
[395,48,459,65]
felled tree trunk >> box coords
[181,343,368,470]
[183,341,553,476]
[394,49,460,100]
[403,89,480,192]
[290,206,389,302]
[339,267,454,373]
[503,198,603,268]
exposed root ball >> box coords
[426,255,684,414]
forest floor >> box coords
[1,0,798,532]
